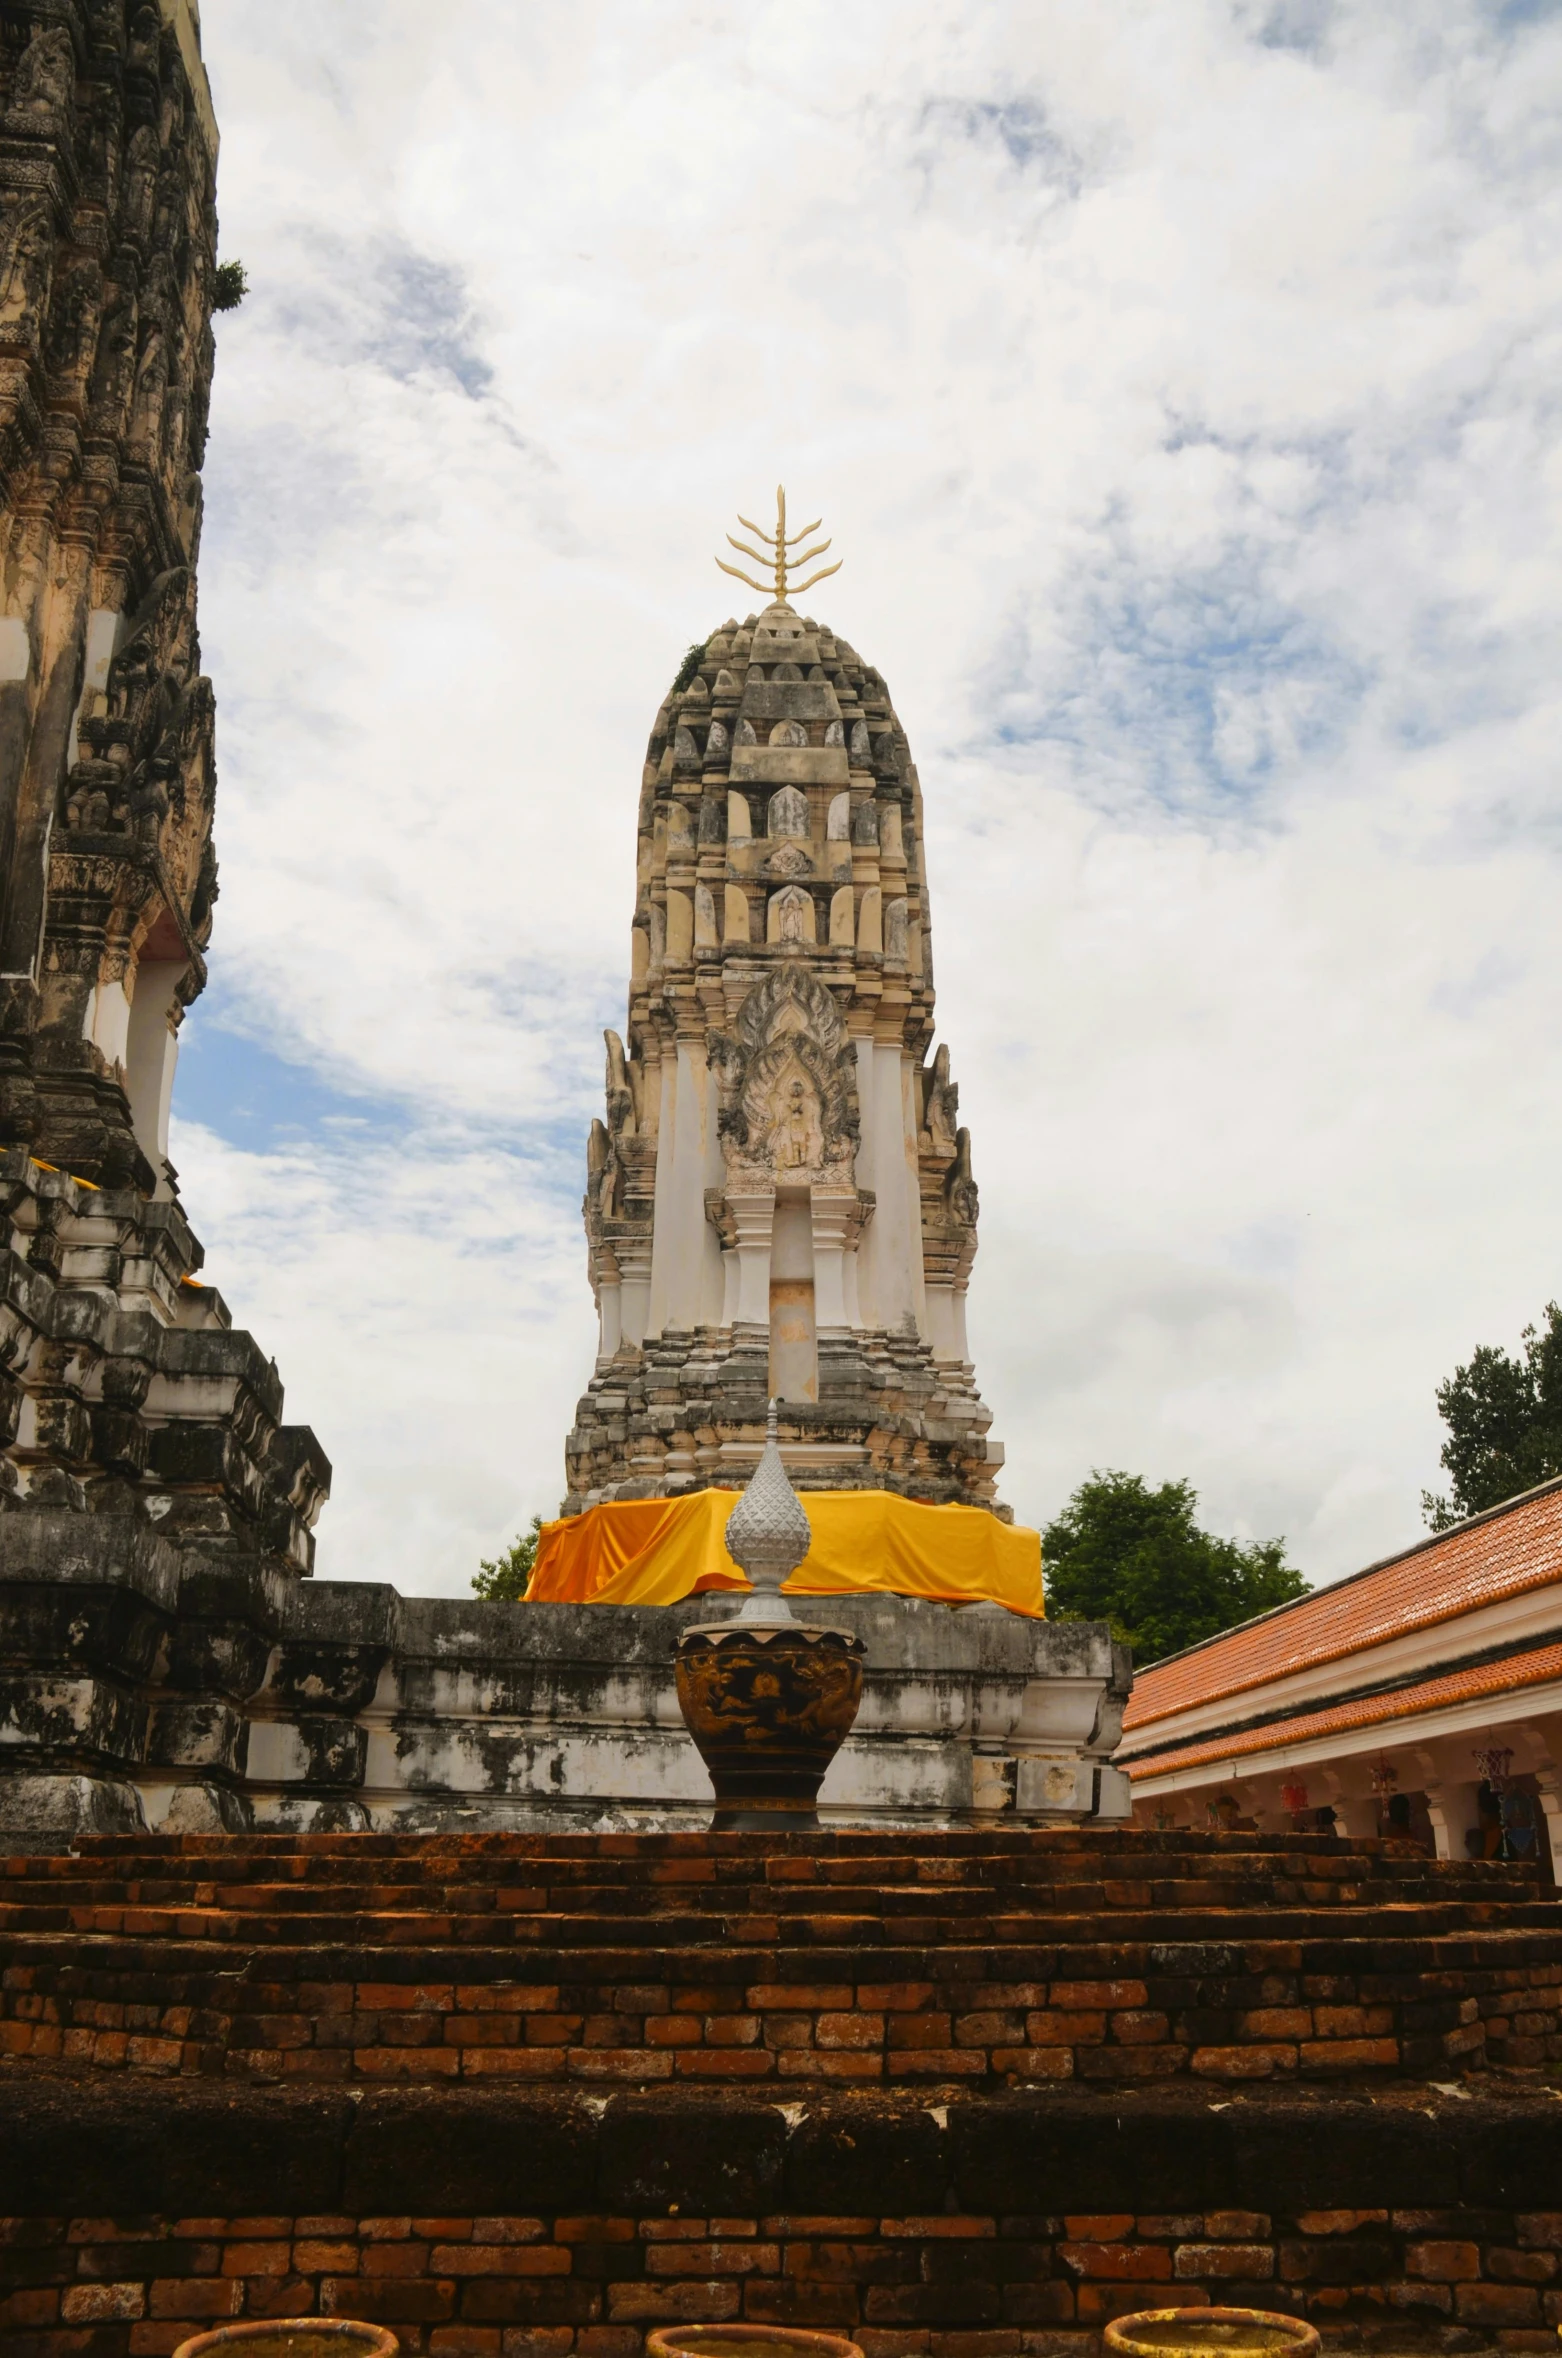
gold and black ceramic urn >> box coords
[675,1403,865,1831]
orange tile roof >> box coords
[1123,1476,1562,1735]
[1125,1637,1562,1781]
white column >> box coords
[619,1239,652,1347]
[851,1037,881,1328]
[1421,1782,1455,1859]
[727,1190,775,1336]
[900,1051,929,1336]
[925,1284,957,1362]
[810,1190,855,1338]
[855,1042,926,1336]
[646,1040,724,1336]
[595,1253,623,1361]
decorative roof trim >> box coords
[1124,1472,1562,1732]
[1126,1635,1562,1782]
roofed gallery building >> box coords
[1119,1476,1562,1876]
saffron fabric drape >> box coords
[525,1488,1044,1617]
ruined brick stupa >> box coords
[567,490,1003,1514]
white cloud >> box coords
[183,0,1562,1595]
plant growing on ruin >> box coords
[1423,1301,1562,1529]
[671,640,707,692]
[1042,1469,1305,1665]
[213,260,248,312]
[472,1513,544,1601]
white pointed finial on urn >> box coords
[723,1399,812,1625]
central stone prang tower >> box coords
[564,491,1004,1514]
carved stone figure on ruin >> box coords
[127,5,161,78]
[121,123,159,251]
[189,836,218,944]
[923,1043,958,1154]
[45,257,104,391]
[64,758,122,833]
[81,85,118,208]
[0,200,55,347]
[130,321,169,454]
[604,1028,635,1137]
[89,272,139,424]
[767,1069,823,1174]
[162,378,191,490]
[5,24,75,135]
[772,882,812,944]
[768,785,807,837]
[159,69,186,156]
[585,1116,624,1224]
[947,1127,979,1230]
[713,966,857,1188]
[153,162,184,260]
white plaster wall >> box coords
[82,975,132,1072]
[66,606,122,767]
[125,957,186,1189]
[0,615,30,688]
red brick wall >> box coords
[4,1954,1558,2087]
[5,2199,1562,2357]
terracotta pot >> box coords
[1103,2309,1319,2358]
[647,2324,863,2358]
[172,2323,398,2358]
[674,1619,865,1829]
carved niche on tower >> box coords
[709,967,859,1195]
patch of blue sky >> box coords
[172,1003,409,1155]
[1489,0,1562,28]
[981,571,1369,824]
[271,230,494,400]
[1245,0,1335,54]
[174,1005,591,1209]
[916,95,1085,196]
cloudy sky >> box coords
[180,0,1562,1598]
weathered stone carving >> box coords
[5,23,75,135]
[0,2,330,1842]
[710,967,857,1189]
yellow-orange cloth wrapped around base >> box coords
[525,1488,1043,1618]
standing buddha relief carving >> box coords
[709,966,858,1197]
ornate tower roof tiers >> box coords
[569,502,1000,1514]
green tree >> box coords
[1043,1469,1307,1666]
[1422,1302,1562,1530]
[471,1513,545,1602]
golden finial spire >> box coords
[716,485,842,607]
